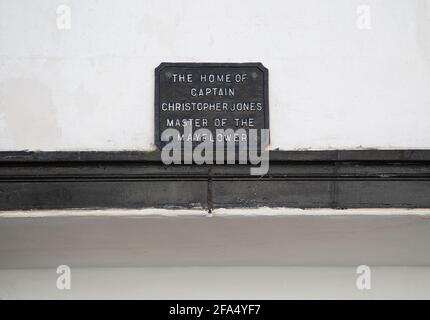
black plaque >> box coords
[154,63,269,149]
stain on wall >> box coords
[0,78,61,149]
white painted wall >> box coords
[0,0,429,151]
[1,267,430,299]
[2,209,430,299]
[2,210,430,267]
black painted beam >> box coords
[0,150,429,211]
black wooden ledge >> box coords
[0,150,429,211]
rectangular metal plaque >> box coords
[154,63,269,149]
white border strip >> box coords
[1,207,430,218]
